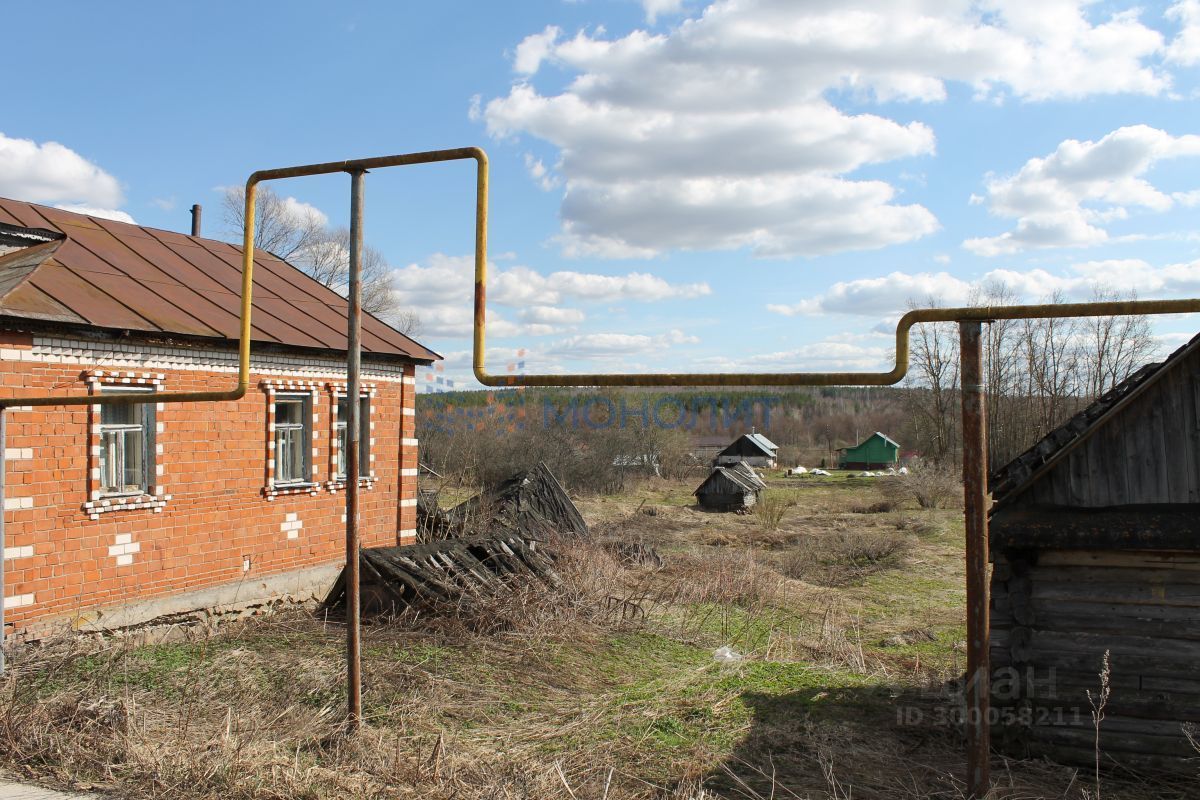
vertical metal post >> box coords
[959,320,990,798]
[0,408,6,676]
[189,204,203,237]
[346,169,365,728]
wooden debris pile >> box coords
[328,463,586,616]
[324,531,559,615]
[446,462,589,539]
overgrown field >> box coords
[1,475,1193,799]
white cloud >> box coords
[696,340,890,372]
[519,305,585,325]
[546,328,697,359]
[523,153,560,191]
[387,253,709,338]
[965,125,1200,255]
[484,1,1173,259]
[280,196,329,228]
[513,25,561,75]
[0,132,130,220]
[768,271,973,317]
[643,0,684,25]
[1167,0,1200,65]
[51,204,136,224]
[769,258,1200,318]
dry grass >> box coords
[779,529,912,587]
[1,480,1190,800]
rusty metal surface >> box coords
[958,321,991,798]
[0,197,437,364]
[476,298,1200,387]
[345,169,365,729]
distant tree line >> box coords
[903,285,1156,470]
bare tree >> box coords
[222,187,417,331]
[903,297,960,463]
[221,185,325,263]
[1080,287,1155,397]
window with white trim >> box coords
[98,387,155,496]
[335,395,370,480]
[274,394,312,486]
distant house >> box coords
[612,454,662,477]
[837,432,899,470]
[694,466,762,511]
[715,432,778,468]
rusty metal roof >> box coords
[0,197,439,363]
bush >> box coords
[753,490,797,531]
[879,464,962,509]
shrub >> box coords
[879,465,962,509]
[753,491,797,531]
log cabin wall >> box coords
[988,335,1200,773]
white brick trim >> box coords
[11,336,412,383]
[3,545,34,560]
[2,593,34,610]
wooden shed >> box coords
[694,466,761,511]
[837,432,900,470]
[715,433,778,468]
[988,333,1200,773]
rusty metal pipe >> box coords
[474,299,1200,387]
[959,321,990,798]
[345,169,365,729]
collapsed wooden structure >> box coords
[989,332,1200,773]
[447,462,588,537]
[324,531,558,614]
[331,462,586,614]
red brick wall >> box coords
[0,332,419,633]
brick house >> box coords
[0,198,439,637]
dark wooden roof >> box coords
[0,197,438,363]
[718,433,776,459]
[989,330,1200,509]
[694,466,759,496]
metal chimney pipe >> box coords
[190,204,202,237]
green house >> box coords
[837,432,900,470]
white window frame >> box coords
[83,370,170,519]
[97,386,155,497]
[273,393,313,487]
[334,394,370,481]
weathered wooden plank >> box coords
[1031,579,1200,606]
[1159,368,1192,503]
[1037,549,1200,570]
[1031,564,1200,585]
[991,507,1200,551]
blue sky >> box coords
[2,1,1199,390]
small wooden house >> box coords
[715,433,778,468]
[988,333,1200,773]
[694,466,761,511]
[837,432,899,470]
